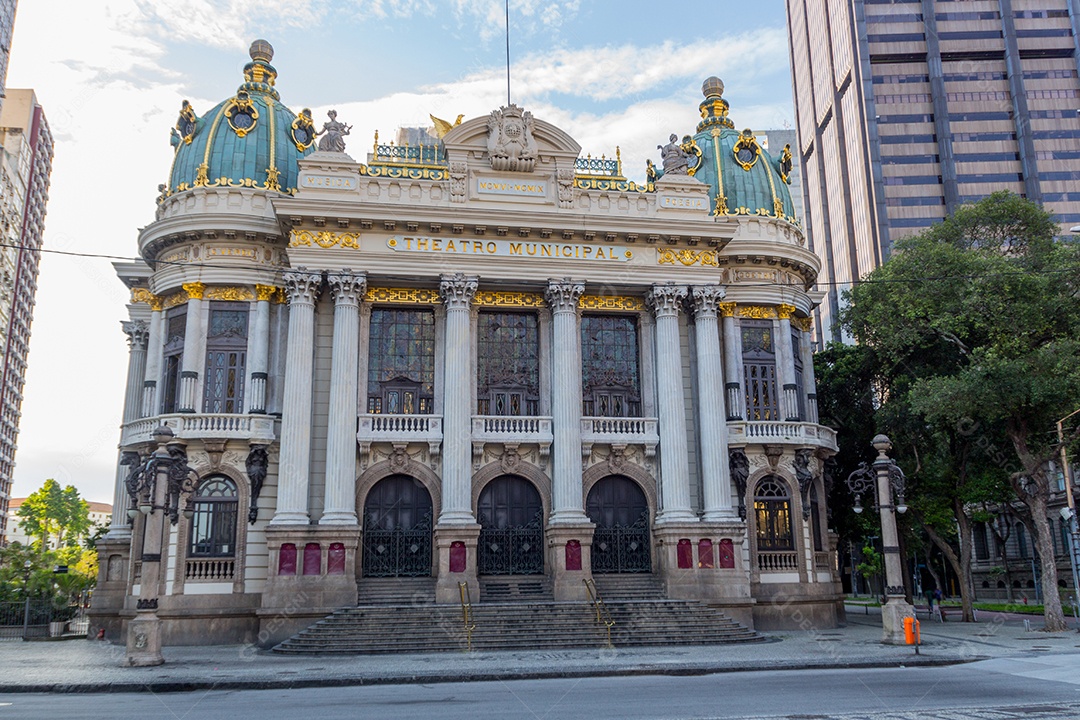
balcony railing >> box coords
[757,551,800,572]
[471,415,553,443]
[357,414,443,465]
[580,416,659,457]
[185,558,235,581]
[120,413,278,447]
[814,552,833,571]
[727,421,838,450]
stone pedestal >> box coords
[88,538,132,642]
[545,523,594,602]
[125,612,164,666]
[881,598,915,645]
[434,524,481,604]
[653,522,754,624]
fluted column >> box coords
[647,284,696,523]
[246,285,276,414]
[107,321,149,539]
[719,302,743,420]
[776,304,800,421]
[545,279,587,524]
[691,287,735,521]
[321,271,366,525]
[177,282,205,413]
[438,273,478,525]
[141,295,163,417]
[798,321,819,424]
[271,269,322,525]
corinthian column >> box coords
[646,284,696,523]
[776,304,800,421]
[798,321,819,424]
[247,285,276,413]
[691,286,735,521]
[141,295,164,417]
[177,282,205,413]
[271,269,322,525]
[321,271,366,525]
[719,302,743,420]
[545,279,587,524]
[107,321,149,539]
[438,273,478,525]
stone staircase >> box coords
[591,574,666,600]
[273,594,763,655]
[356,577,436,605]
[479,576,552,602]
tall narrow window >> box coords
[367,308,435,414]
[203,304,248,413]
[973,521,989,560]
[581,314,641,417]
[161,307,186,414]
[791,329,806,421]
[754,477,793,551]
[189,476,238,557]
[477,311,539,415]
[809,485,823,552]
[742,320,779,421]
[1016,522,1028,558]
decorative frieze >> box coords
[737,305,777,320]
[289,229,360,249]
[205,286,255,302]
[578,295,645,312]
[364,287,440,305]
[473,290,546,308]
[658,248,719,267]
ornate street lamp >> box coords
[846,434,915,644]
[123,425,197,667]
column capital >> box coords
[282,268,323,305]
[182,282,206,300]
[718,301,737,317]
[777,303,797,320]
[690,285,726,319]
[122,320,150,349]
[131,288,164,311]
[439,273,478,310]
[544,279,585,313]
[254,284,278,302]
[646,284,688,319]
[327,270,367,306]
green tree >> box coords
[16,479,91,550]
[843,191,1080,631]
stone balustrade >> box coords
[579,416,659,457]
[120,413,278,447]
[185,558,235,581]
[356,414,444,466]
[726,421,838,451]
[757,551,800,572]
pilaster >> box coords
[177,282,205,413]
[719,302,743,420]
[775,304,799,421]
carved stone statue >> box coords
[794,448,815,518]
[246,444,269,525]
[316,109,352,153]
[729,447,750,520]
[486,104,537,172]
[658,133,689,175]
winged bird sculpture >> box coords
[430,113,464,139]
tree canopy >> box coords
[16,479,92,550]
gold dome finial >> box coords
[698,76,733,132]
[702,76,725,99]
[249,39,274,64]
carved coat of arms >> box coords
[486,105,537,172]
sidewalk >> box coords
[0,605,1076,694]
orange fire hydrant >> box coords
[903,616,921,647]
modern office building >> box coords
[786,0,1080,343]
[0,0,15,118]
[0,88,52,545]
[91,42,842,651]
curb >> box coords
[0,655,982,694]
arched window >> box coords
[754,477,794,551]
[189,476,238,557]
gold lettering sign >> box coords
[387,236,633,262]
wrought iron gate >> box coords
[362,514,432,577]
[591,511,651,573]
[477,511,544,575]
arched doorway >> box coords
[586,475,651,573]
[361,474,433,577]
[477,475,544,575]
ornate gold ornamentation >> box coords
[130,288,164,311]
[255,284,278,302]
[681,136,703,177]
[194,163,210,187]
[274,287,288,304]
[364,287,440,305]
[737,305,777,320]
[774,198,785,217]
[473,291,546,308]
[265,166,281,193]
[732,129,762,171]
[224,91,259,138]
[205,286,255,302]
[572,176,650,194]
[714,194,729,215]
[793,316,813,332]
[657,248,720,267]
[779,144,793,184]
[777,303,797,320]
[289,230,361,249]
[717,301,737,318]
[578,295,646,312]
[163,291,188,309]
[182,282,206,300]
[291,109,316,151]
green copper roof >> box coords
[164,40,315,198]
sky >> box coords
[5,0,793,505]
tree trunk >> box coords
[954,498,977,619]
[1026,493,1067,631]
[924,521,975,621]
[926,559,943,598]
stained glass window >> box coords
[754,477,794,551]
[367,308,435,414]
[189,476,238,557]
[477,311,539,416]
[581,315,641,417]
[203,304,248,414]
[742,320,779,421]
[161,306,186,414]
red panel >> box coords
[565,540,582,571]
[677,538,693,569]
[303,542,321,576]
[278,543,297,576]
[698,539,715,569]
[449,541,466,573]
[719,538,735,569]
[327,542,346,575]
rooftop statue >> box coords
[316,110,352,153]
[171,100,198,147]
[658,133,689,175]
[430,113,464,139]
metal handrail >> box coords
[458,581,476,652]
[583,578,615,648]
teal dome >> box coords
[669,77,797,223]
[165,40,316,197]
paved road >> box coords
[3,654,1080,719]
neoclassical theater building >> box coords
[91,41,842,647]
